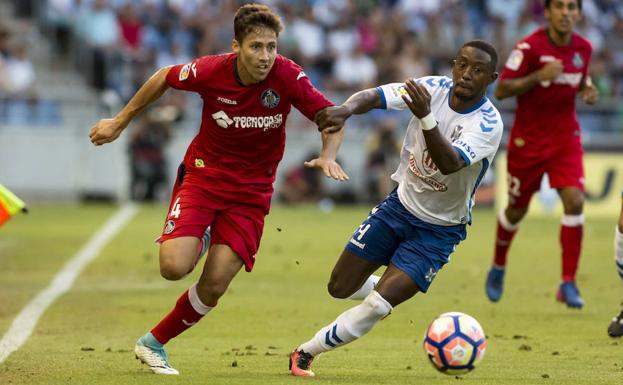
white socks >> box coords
[189,283,213,315]
[347,275,381,300]
[561,214,585,227]
[615,227,623,280]
[498,209,519,232]
[297,290,392,356]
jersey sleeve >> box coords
[377,77,442,110]
[165,56,214,93]
[290,64,333,122]
[499,40,537,80]
[377,83,409,110]
[451,111,503,166]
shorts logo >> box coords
[425,268,438,283]
[164,220,175,234]
[261,89,280,108]
[195,158,205,168]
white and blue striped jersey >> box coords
[377,75,503,226]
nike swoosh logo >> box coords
[297,71,306,80]
[182,319,196,326]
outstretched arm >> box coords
[495,60,563,100]
[315,88,383,133]
[89,66,172,146]
[305,88,383,180]
[402,79,465,175]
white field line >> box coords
[0,203,138,363]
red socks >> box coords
[560,215,584,282]
[492,210,519,267]
[151,284,213,344]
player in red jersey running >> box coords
[485,0,598,308]
[89,4,347,375]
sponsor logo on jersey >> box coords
[195,158,205,168]
[211,110,283,131]
[539,55,556,63]
[573,52,583,68]
[179,62,197,81]
[261,89,280,108]
[217,96,237,105]
[211,110,234,128]
[552,72,583,87]
[421,149,439,175]
[164,220,175,234]
[408,153,448,192]
[505,49,524,71]
[517,42,531,50]
[454,139,477,160]
[514,137,525,147]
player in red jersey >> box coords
[89,4,347,375]
[485,0,598,308]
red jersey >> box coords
[500,28,592,150]
[166,53,332,190]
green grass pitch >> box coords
[0,204,621,384]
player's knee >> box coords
[327,278,353,299]
[563,197,584,214]
[159,251,189,281]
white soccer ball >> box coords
[423,312,487,375]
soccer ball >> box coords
[423,312,487,375]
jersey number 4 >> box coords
[170,197,182,219]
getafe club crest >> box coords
[261,89,280,108]
[572,52,583,69]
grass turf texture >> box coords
[0,204,622,384]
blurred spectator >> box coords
[1,42,37,102]
[128,108,174,202]
[365,118,401,203]
[46,0,76,58]
[332,46,377,91]
[76,0,120,91]
[279,151,325,204]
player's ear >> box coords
[489,71,499,84]
[232,39,240,54]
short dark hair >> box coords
[544,0,582,10]
[461,39,498,71]
[234,3,284,43]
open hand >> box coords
[304,157,349,181]
[401,78,431,119]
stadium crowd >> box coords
[2,0,622,109]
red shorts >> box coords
[506,138,584,208]
[159,165,273,272]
